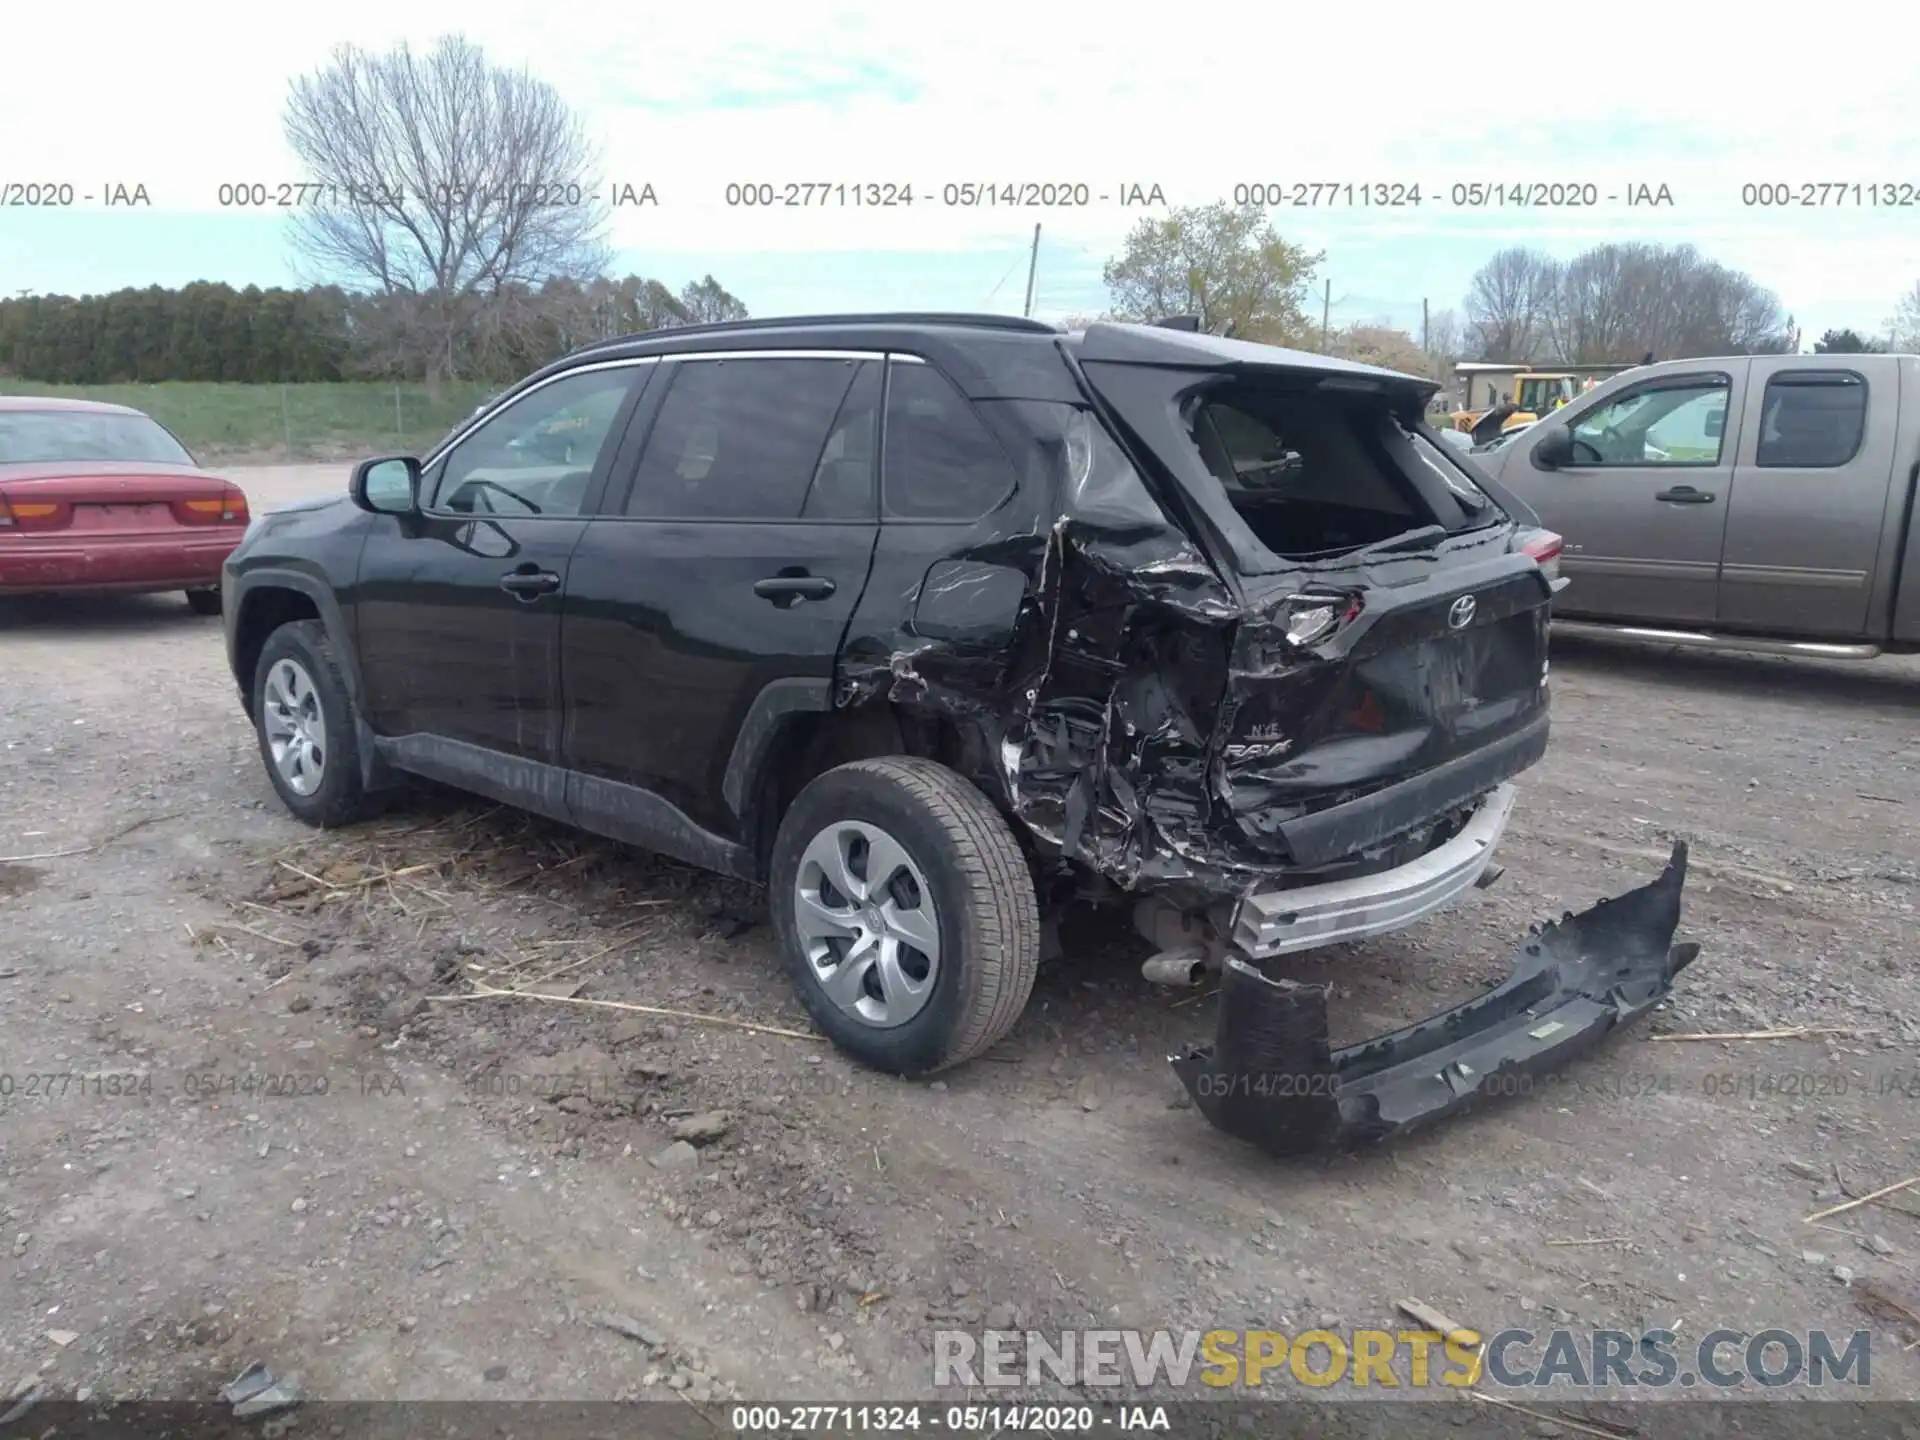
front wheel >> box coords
[770,756,1040,1076]
[251,619,382,828]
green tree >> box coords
[678,275,748,326]
[1102,202,1322,345]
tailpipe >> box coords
[1142,949,1212,988]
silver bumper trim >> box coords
[1231,783,1518,959]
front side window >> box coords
[1567,378,1729,466]
[432,366,638,517]
[625,357,862,520]
[0,410,194,466]
[1755,371,1867,468]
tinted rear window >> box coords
[0,410,194,466]
[1756,371,1867,468]
[626,357,861,520]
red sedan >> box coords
[0,396,250,613]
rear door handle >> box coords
[754,574,837,607]
[500,568,561,599]
[1654,486,1716,504]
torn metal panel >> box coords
[1171,842,1697,1155]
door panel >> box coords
[560,355,883,838]
[355,513,589,757]
[351,361,651,762]
[1499,366,1747,624]
[1718,359,1894,637]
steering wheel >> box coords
[463,478,544,515]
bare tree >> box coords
[1425,307,1463,363]
[1544,243,1791,362]
[1464,248,1562,362]
[283,34,610,389]
[1889,281,1920,352]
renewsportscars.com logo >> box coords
[933,1326,1874,1391]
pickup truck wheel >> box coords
[251,619,382,828]
[184,587,222,616]
[771,756,1040,1076]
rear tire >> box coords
[770,756,1040,1076]
[185,587,222,616]
[251,619,382,828]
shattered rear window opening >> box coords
[1187,386,1496,562]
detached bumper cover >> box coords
[1173,841,1697,1155]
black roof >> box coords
[537,312,1434,402]
[568,311,1058,361]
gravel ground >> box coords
[3,463,1918,1430]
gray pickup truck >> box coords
[1471,353,1920,659]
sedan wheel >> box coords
[262,657,327,797]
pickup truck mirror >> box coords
[1532,429,1576,470]
[1704,411,1725,439]
[350,456,422,516]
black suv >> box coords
[224,313,1693,1154]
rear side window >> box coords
[625,357,861,520]
[1755,371,1867,468]
[883,362,1017,520]
[801,361,881,520]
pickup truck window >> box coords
[1756,370,1867,469]
[1568,377,1729,466]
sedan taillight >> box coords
[0,493,64,532]
[175,487,250,526]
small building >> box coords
[1451,361,1637,412]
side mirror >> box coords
[1704,411,1725,439]
[1532,429,1576,470]
[350,456,421,515]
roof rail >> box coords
[568,311,1059,358]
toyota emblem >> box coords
[1447,595,1477,629]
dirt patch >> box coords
[2,600,1918,1412]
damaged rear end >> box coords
[1004,324,1694,1152]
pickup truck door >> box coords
[1718,359,1893,638]
[1500,365,1747,624]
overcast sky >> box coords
[2,1,1914,340]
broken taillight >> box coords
[1521,530,1563,566]
[1280,592,1364,648]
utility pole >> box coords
[1422,297,1430,354]
[1022,224,1041,319]
[1320,279,1331,352]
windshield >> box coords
[0,410,196,466]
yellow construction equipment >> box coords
[1450,371,1582,434]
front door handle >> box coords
[1654,485,1716,504]
[754,573,837,607]
[500,567,561,599]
